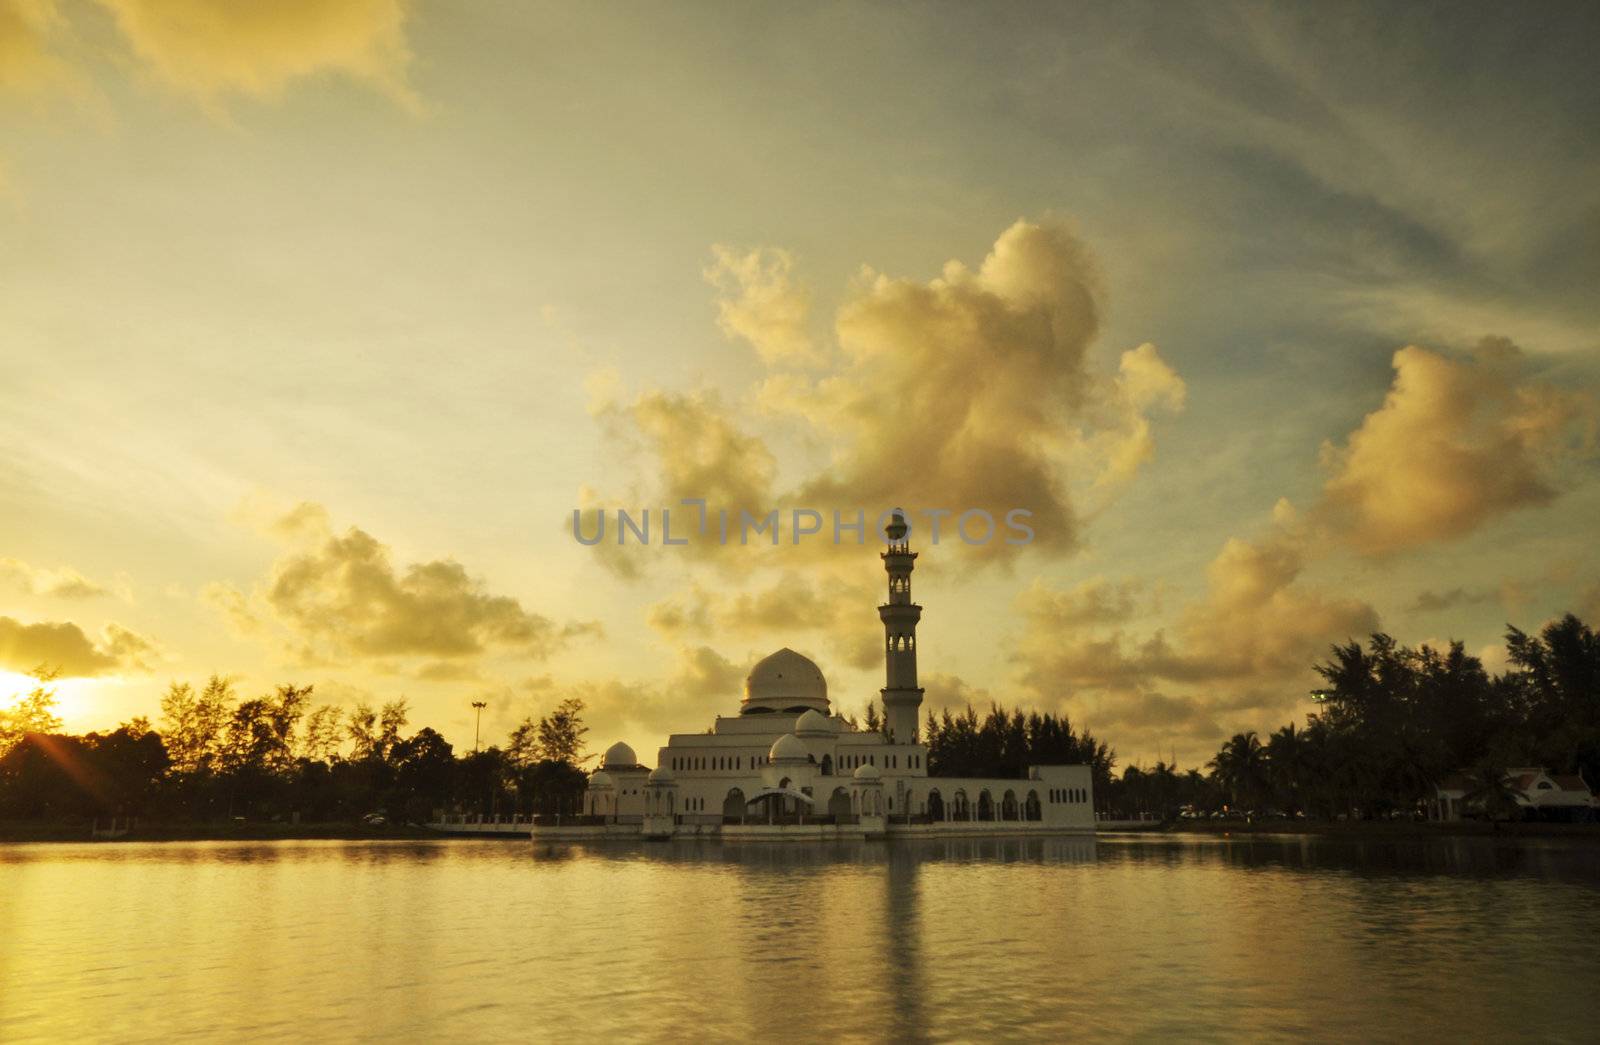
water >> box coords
[2,834,1597,1042]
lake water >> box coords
[2,833,1597,1042]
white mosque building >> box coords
[566,511,1095,840]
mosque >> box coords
[571,511,1095,839]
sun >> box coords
[0,671,104,731]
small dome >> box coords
[769,733,810,763]
[647,766,675,784]
[795,709,835,737]
[852,763,881,781]
[743,648,828,714]
[602,741,637,769]
[588,770,615,790]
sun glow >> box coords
[0,671,106,732]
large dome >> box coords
[742,648,828,714]
[602,741,638,769]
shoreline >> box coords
[4,818,1599,845]
[0,821,498,845]
[1103,819,1600,842]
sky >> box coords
[2,0,1598,769]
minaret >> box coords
[878,508,924,744]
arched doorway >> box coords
[820,754,833,776]
[828,787,852,822]
[1001,790,1019,821]
[723,787,746,823]
[927,789,945,821]
[952,790,970,821]
[977,790,994,821]
[1025,790,1041,821]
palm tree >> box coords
[1464,763,1522,826]
[1208,731,1267,811]
[1266,723,1306,814]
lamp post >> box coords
[471,700,487,754]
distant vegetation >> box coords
[1104,614,1599,822]
[0,676,590,829]
[1,614,1594,832]
[923,704,1114,784]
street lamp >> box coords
[471,700,487,753]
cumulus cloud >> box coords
[1014,520,1378,758]
[705,245,822,366]
[1316,338,1596,555]
[95,0,420,113]
[0,615,157,676]
[1085,342,1189,495]
[0,557,110,599]
[588,220,1184,577]
[575,386,780,578]
[792,220,1109,557]
[214,503,594,666]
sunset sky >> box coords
[3,1,1597,768]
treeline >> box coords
[1106,614,1599,821]
[0,675,593,826]
[922,704,1116,792]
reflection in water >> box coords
[0,834,1596,1042]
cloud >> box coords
[1578,581,1600,626]
[792,220,1109,558]
[647,570,883,670]
[1085,342,1189,495]
[1014,519,1379,760]
[216,503,594,665]
[1316,338,1596,556]
[414,660,483,683]
[0,0,71,96]
[0,615,157,677]
[588,220,1185,575]
[705,245,822,366]
[522,644,753,752]
[1014,576,1138,630]
[1406,580,1533,616]
[95,0,420,113]
[200,581,262,634]
[0,557,111,599]
[921,671,996,718]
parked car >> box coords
[361,813,387,826]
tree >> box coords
[1463,763,1522,824]
[506,716,541,769]
[1208,732,1267,810]
[536,699,588,765]
[159,675,235,774]
[0,668,64,757]
[347,699,410,764]
[391,728,455,820]
[300,704,345,762]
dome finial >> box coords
[885,508,908,542]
